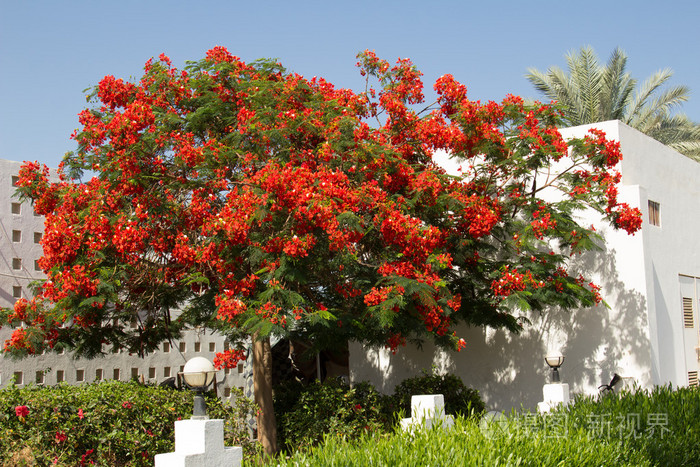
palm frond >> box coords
[527,46,697,162]
[600,48,635,121]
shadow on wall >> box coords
[350,243,650,413]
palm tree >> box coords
[526,46,700,160]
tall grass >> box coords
[553,384,700,465]
[263,385,700,466]
[267,416,649,466]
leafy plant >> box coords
[274,378,392,453]
[391,368,485,418]
[0,380,259,466]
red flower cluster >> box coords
[491,267,544,297]
[213,348,246,370]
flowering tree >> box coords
[1,47,641,453]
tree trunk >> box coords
[253,334,278,455]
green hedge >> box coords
[0,380,258,466]
[391,370,485,418]
[274,378,394,453]
[273,371,485,454]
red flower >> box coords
[15,405,29,418]
[78,408,84,419]
[80,449,95,466]
[55,431,67,444]
[122,401,132,409]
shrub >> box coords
[274,378,392,453]
[0,380,259,466]
[391,369,485,419]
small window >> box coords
[224,387,231,397]
[194,342,201,352]
[164,367,171,378]
[76,369,85,382]
[179,342,186,353]
[179,365,185,374]
[12,230,21,242]
[56,370,65,383]
[689,371,699,387]
[648,200,660,226]
[13,286,22,298]
[14,371,23,384]
[12,258,22,270]
[131,368,139,379]
[35,371,44,385]
[130,316,138,328]
[113,368,121,380]
[224,341,230,351]
[163,342,171,353]
[209,342,216,352]
[34,260,41,271]
[11,175,19,187]
[96,369,103,381]
[11,202,21,214]
[683,297,695,328]
[148,367,156,379]
[33,232,42,243]
[238,362,244,374]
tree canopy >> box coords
[526,46,700,160]
[2,46,645,454]
[2,47,642,362]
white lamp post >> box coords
[181,357,217,419]
[545,352,565,383]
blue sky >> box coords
[2,0,699,168]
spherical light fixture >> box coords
[545,352,565,383]
[181,357,217,419]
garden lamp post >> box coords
[181,357,217,419]
[545,352,565,383]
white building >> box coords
[0,158,250,399]
[350,121,700,412]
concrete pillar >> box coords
[155,419,242,467]
[400,394,454,431]
[537,383,570,413]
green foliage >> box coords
[551,384,700,466]
[391,368,485,418]
[268,383,700,465]
[273,371,485,454]
[526,46,700,159]
[274,378,392,453]
[0,380,259,466]
[268,415,650,466]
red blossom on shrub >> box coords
[15,405,29,418]
[55,431,67,444]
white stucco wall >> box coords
[350,121,700,412]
